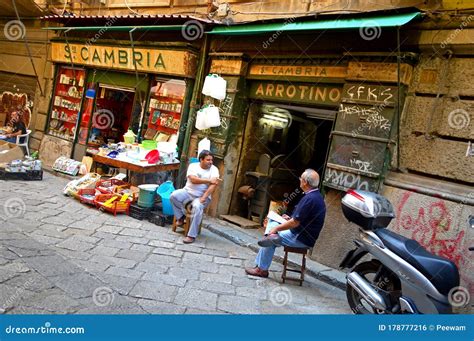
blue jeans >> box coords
[169,189,211,238]
[0,136,16,143]
[255,221,310,270]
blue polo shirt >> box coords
[290,189,326,247]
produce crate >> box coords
[128,203,152,220]
[0,169,43,181]
[96,179,129,194]
[94,193,132,216]
[77,188,98,205]
[116,185,139,202]
[148,211,173,227]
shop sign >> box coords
[51,42,196,77]
[347,62,413,85]
[248,64,347,80]
[249,81,342,106]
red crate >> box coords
[77,188,99,205]
[96,179,130,194]
[94,193,132,216]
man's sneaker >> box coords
[245,266,269,278]
[258,234,282,247]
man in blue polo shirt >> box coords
[245,169,326,278]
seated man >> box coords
[170,150,221,244]
[245,169,326,278]
[1,111,26,144]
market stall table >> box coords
[92,154,180,184]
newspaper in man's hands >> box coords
[266,211,287,224]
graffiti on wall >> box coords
[393,191,468,268]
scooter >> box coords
[339,190,461,314]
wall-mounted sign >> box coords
[249,81,342,106]
[248,64,347,81]
[347,62,413,85]
[51,42,197,77]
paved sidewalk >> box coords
[0,172,351,314]
[202,217,347,290]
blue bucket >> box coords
[157,181,175,215]
[138,184,159,208]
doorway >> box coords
[88,84,136,146]
[232,102,335,220]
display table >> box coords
[92,154,180,184]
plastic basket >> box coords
[116,185,139,202]
[78,188,98,205]
[142,140,157,150]
[96,179,129,194]
[94,193,132,216]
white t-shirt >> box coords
[184,162,220,197]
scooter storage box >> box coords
[341,190,395,230]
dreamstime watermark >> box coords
[4,20,26,41]
[359,21,382,41]
[2,278,34,311]
[85,16,119,46]
[269,286,292,307]
[1,197,26,221]
[181,20,204,41]
[440,15,473,49]
[92,109,115,130]
[92,286,114,307]
[448,286,471,308]
[447,109,470,130]
[262,16,296,49]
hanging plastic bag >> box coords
[202,74,217,97]
[198,137,211,155]
[195,108,208,130]
[205,105,221,128]
[202,74,227,100]
[211,76,227,100]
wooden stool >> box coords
[281,246,308,286]
[172,216,202,236]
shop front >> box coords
[39,40,197,173]
[199,12,419,229]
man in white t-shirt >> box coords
[170,150,221,243]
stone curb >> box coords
[202,217,347,291]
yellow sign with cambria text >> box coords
[51,42,196,77]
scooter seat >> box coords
[374,229,459,296]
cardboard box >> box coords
[0,140,24,163]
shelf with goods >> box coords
[47,66,86,142]
[143,78,186,143]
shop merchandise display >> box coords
[47,67,85,141]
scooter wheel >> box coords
[346,260,401,314]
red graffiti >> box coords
[394,191,465,268]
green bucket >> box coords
[137,184,159,208]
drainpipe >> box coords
[177,34,210,186]
[129,27,146,140]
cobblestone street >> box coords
[0,173,351,314]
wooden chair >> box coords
[172,204,202,236]
[281,246,308,286]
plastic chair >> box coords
[16,129,31,157]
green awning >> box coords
[43,25,185,32]
[208,12,421,35]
